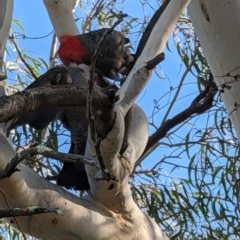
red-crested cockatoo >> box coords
[57,28,134,81]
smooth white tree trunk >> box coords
[0,0,13,132]
[0,0,13,96]
[44,0,80,37]
[188,0,240,138]
[0,0,13,72]
[0,0,190,239]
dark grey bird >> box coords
[7,66,117,191]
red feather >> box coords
[58,34,87,66]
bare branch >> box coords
[117,0,192,116]
[0,0,13,73]
[0,84,113,124]
[87,13,127,176]
[49,33,58,68]
[0,145,99,180]
[136,76,218,166]
[146,52,165,70]
[0,206,63,218]
[134,0,170,61]
[0,0,13,105]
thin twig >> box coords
[10,37,38,79]
[87,13,127,174]
[136,75,217,166]
[49,33,58,68]
[0,145,99,180]
[161,51,198,125]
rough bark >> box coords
[0,78,113,124]
[188,0,240,138]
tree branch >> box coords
[43,0,80,38]
[88,13,127,179]
[0,145,99,180]
[0,0,13,74]
[49,33,58,68]
[0,84,112,124]
[0,206,62,218]
[116,0,192,117]
[0,125,168,239]
[136,76,218,166]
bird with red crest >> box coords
[57,28,134,81]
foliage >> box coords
[1,0,239,239]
